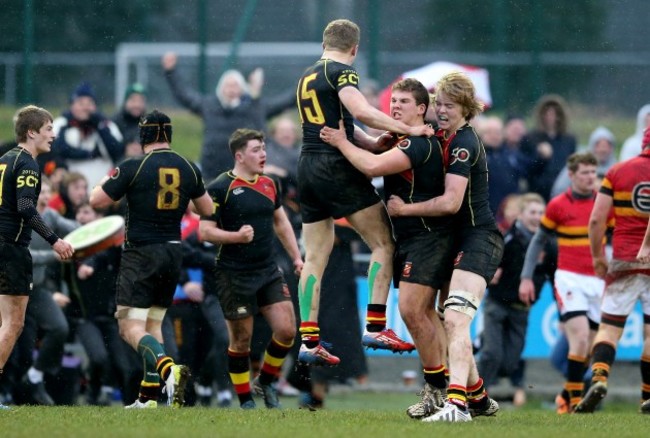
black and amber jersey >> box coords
[297,59,358,154]
[0,147,54,246]
[383,135,452,239]
[204,171,281,270]
[438,124,496,229]
[102,149,206,246]
[600,149,650,261]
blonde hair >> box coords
[518,192,545,211]
[323,19,360,52]
[435,72,484,121]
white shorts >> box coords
[554,269,604,323]
[601,259,650,317]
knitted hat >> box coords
[70,82,97,103]
[124,83,146,101]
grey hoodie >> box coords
[550,126,617,198]
[620,104,650,161]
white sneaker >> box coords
[164,364,191,408]
[406,384,446,418]
[422,401,472,422]
[125,399,158,409]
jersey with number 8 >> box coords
[102,149,206,246]
[297,58,359,154]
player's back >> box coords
[297,59,356,154]
[118,150,204,246]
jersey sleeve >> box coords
[446,130,479,178]
[398,136,434,168]
[203,179,226,222]
[102,159,138,201]
[332,64,360,93]
[540,198,560,233]
[189,161,207,199]
[268,174,283,210]
[14,157,41,202]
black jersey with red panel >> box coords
[297,58,358,154]
[204,171,282,270]
[440,124,496,229]
[383,135,452,239]
[0,146,54,246]
[102,149,206,246]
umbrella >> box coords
[379,61,492,113]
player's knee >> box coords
[444,290,480,320]
[7,319,25,338]
[147,306,167,322]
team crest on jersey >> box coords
[397,139,411,150]
[233,187,244,195]
[402,261,412,278]
[450,147,470,164]
[632,182,650,213]
[110,167,120,179]
[453,251,464,267]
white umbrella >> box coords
[379,61,492,113]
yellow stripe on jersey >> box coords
[613,191,632,201]
[556,225,589,235]
[557,237,591,247]
[541,216,557,229]
[614,207,649,218]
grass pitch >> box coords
[2,392,648,438]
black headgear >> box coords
[139,109,172,146]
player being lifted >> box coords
[295,18,433,365]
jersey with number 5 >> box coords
[0,146,42,245]
[297,59,359,154]
[102,149,206,246]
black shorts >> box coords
[452,227,504,283]
[298,153,381,223]
[0,243,32,296]
[215,264,290,320]
[116,243,183,309]
[394,231,454,289]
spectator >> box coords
[478,193,554,407]
[619,104,650,162]
[479,115,527,216]
[521,94,577,201]
[161,52,294,182]
[67,203,142,406]
[48,171,88,220]
[51,82,123,188]
[112,83,147,158]
[550,126,617,198]
[264,116,300,184]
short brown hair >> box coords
[435,72,484,121]
[567,152,597,173]
[323,19,360,52]
[14,105,53,143]
[392,78,430,116]
[229,129,264,157]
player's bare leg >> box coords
[400,283,447,418]
[348,203,414,353]
[297,218,339,366]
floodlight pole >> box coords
[23,0,34,103]
[198,0,207,93]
